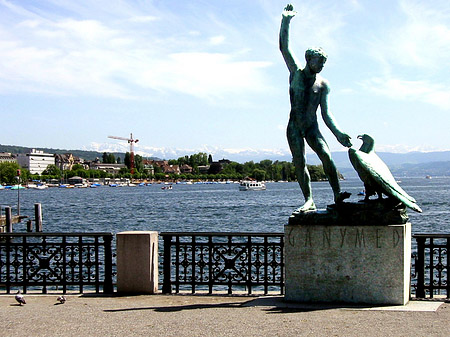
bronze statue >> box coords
[349,134,422,213]
[280,4,352,213]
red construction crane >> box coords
[108,133,139,174]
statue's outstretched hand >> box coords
[282,4,297,18]
[338,133,352,148]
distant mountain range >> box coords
[306,151,450,177]
[1,144,449,176]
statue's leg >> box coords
[306,131,350,203]
[287,123,316,212]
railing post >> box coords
[280,234,285,295]
[103,234,114,294]
[247,235,252,295]
[35,203,42,232]
[5,233,11,293]
[415,236,426,298]
[26,220,33,232]
[447,237,450,299]
[264,236,268,295]
[5,207,12,233]
[192,235,196,294]
[162,234,172,294]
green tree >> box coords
[0,162,22,185]
[72,164,84,171]
[251,168,266,181]
[124,152,131,169]
[107,153,116,164]
[42,164,61,177]
[177,155,189,166]
[135,154,143,172]
[119,167,130,175]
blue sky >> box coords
[1,0,450,161]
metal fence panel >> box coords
[160,232,284,295]
[412,234,449,299]
[0,233,113,294]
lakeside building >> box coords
[142,159,155,176]
[198,165,210,174]
[16,149,55,175]
[55,153,75,171]
[90,162,126,175]
[55,153,89,171]
[145,160,182,175]
[0,152,16,164]
[162,164,180,175]
[180,164,193,174]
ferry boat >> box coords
[239,180,266,191]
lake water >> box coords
[1,177,449,235]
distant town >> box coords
[0,147,329,187]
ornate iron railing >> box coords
[0,233,114,294]
[412,234,449,299]
[160,232,284,295]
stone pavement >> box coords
[1,293,449,336]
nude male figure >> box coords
[279,4,352,213]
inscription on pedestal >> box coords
[285,223,411,305]
[287,226,403,249]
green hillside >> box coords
[0,144,122,161]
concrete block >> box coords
[117,231,158,294]
[285,222,411,305]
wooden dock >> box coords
[0,215,29,232]
[0,215,25,225]
[1,203,41,232]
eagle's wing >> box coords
[351,150,422,213]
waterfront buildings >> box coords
[90,162,126,175]
[16,149,55,175]
[0,152,16,164]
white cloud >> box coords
[0,2,272,101]
[375,143,447,153]
[365,1,450,75]
[363,77,450,110]
[209,35,225,45]
[127,16,158,23]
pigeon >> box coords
[15,290,26,305]
[349,134,422,213]
[57,295,66,304]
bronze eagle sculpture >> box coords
[349,134,422,213]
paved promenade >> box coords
[1,293,449,336]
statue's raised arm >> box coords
[279,4,299,74]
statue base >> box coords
[285,203,411,305]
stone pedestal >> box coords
[117,231,158,294]
[285,204,411,305]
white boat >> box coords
[239,180,266,191]
[32,185,49,190]
[74,183,88,188]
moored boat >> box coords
[239,180,266,191]
[32,184,49,190]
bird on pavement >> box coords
[348,134,422,213]
[57,295,66,304]
[15,290,26,305]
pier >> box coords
[0,204,42,233]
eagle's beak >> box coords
[357,135,363,140]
